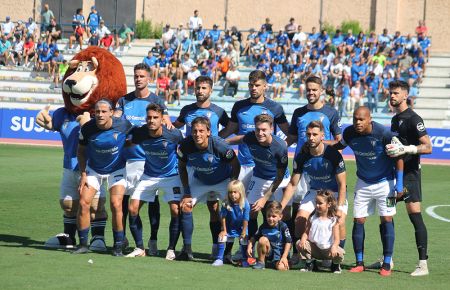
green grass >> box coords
[0,144,449,289]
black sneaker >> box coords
[300,260,315,272]
[176,250,194,261]
[72,245,89,254]
[112,246,124,257]
[331,263,342,274]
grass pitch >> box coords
[0,144,449,289]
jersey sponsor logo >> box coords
[339,160,345,169]
[417,122,425,132]
[226,149,234,159]
[281,155,288,164]
[242,123,256,130]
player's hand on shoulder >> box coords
[76,112,91,126]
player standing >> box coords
[114,63,173,255]
[74,99,132,256]
[125,104,184,260]
[177,117,240,260]
[334,106,403,276]
[385,80,432,276]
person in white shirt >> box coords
[185,64,201,95]
[223,64,240,97]
[292,25,307,44]
[189,9,202,39]
[2,16,15,40]
[97,20,110,39]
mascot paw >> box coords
[76,112,91,126]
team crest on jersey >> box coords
[339,160,344,169]
[261,109,268,115]
[63,119,69,130]
[371,140,377,147]
[208,154,214,163]
[399,120,404,127]
[113,133,118,140]
[417,122,425,132]
[162,141,168,148]
[225,149,234,159]
[281,155,288,164]
[324,162,329,170]
[206,111,212,118]
[320,116,325,122]
[78,131,84,140]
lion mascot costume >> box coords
[36,47,126,250]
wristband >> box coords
[184,186,191,195]
[405,145,418,155]
[395,170,404,192]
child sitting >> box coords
[247,201,292,270]
[297,189,345,273]
[212,180,250,266]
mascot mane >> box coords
[62,47,127,115]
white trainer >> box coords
[148,240,159,256]
[411,260,429,276]
[125,248,146,257]
[165,249,176,261]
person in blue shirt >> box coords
[114,63,172,255]
[332,29,344,47]
[174,76,229,136]
[365,72,381,113]
[308,27,320,43]
[142,50,158,79]
[258,26,270,44]
[36,105,107,250]
[247,202,292,270]
[228,114,290,240]
[220,69,289,191]
[286,75,342,263]
[208,24,221,43]
[338,79,351,118]
[74,99,132,256]
[177,117,240,261]
[72,8,85,30]
[276,30,290,54]
[333,106,403,276]
[212,180,250,266]
[283,120,347,255]
[87,6,102,37]
[125,104,184,260]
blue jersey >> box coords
[254,221,292,253]
[220,200,250,237]
[130,125,183,178]
[176,103,229,136]
[143,55,157,67]
[208,29,221,42]
[289,105,341,155]
[177,135,236,185]
[115,92,168,161]
[72,14,85,28]
[79,117,132,174]
[231,98,288,166]
[243,133,289,180]
[52,108,80,170]
[87,12,101,29]
[293,145,345,192]
[340,122,395,183]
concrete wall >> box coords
[0,0,448,51]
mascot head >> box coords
[62,47,126,115]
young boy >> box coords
[247,201,291,270]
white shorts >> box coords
[293,174,310,204]
[299,189,348,215]
[60,168,103,200]
[131,174,183,203]
[247,175,292,206]
[238,165,254,190]
[125,160,145,195]
[190,177,229,205]
[86,166,127,192]
[353,178,396,218]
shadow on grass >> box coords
[0,234,47,250]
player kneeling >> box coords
[247,202,292,270]
[297,190,345,274]
[125,104,184,259]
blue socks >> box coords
[113,230,125,248]
[181,212,193,246]
[148,196,160,241]
[217,242,225,260]
[91,217,107,237]
[78,227,90,246]
[168,216,180,250]
[129,215,143,249]
[352,222,365,263]
[381,221,395,266]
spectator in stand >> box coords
[26,17,38,41]
[115,24,134,49]
[196,45,209,67]
[151,40,163,57]
[285,17,297,41]
[378,28,392,48]
[36,47,53,72]
[14,20,26,41]
[53,59,68,89]
[208,24,221,44]
[155,70,171,104]
[0,35,11,65]
[275,71,288,99]
[7,35,24,66]
[338,78,351,118]
[293,25,307,44]
[97,20,110,39]
[192,24,206,55]
[40,3,54,33]
[2,16,15,40]
[143,50,158,81]
[189,10,203,39]
[99,30,114,51]
[185,63,201,95]
[258,26,270,44]
[168,74,182,105]
[230,26,242,44]
[167,33,180,56]
[289,55,306,88]
[202,54,217,80]
[226,43,239,66]
[179,52,195,80]
[176,23,188,41]
[308,26,320,45]
[46,18,62,44]
[407,78,419,109]
[223,64,240,97]
[249,37,265,66]
[415,20,428,37]
[71,8,85,31]
[242,28,257,56]
[418,35,431,61]
[69,23,85,51]
[50,49,64,82]
[261,18,273,34]
[89,30,100,46]
[87,6,102,38]
[161,24,174,44]
[156,52,169,75]
[23,36,35,67]
[179,32,191,59]
[408,60,423,84]
[215,54,230,83]
[365,71,381,113]
[350,80,364,113]
[276,29,290,55]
